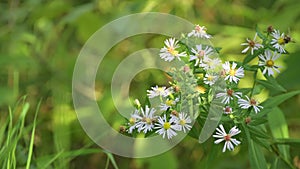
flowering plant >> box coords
[121,24,299,168]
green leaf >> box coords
[273,138,300,146]
[270,158,279,169]
[257,75,287,93]
[244,64,259,71]
[268,107,290,161]
[206,143,219,169]
[249,117,268,126]
[38,151,64,169]
[255,25,267,41]
[243,123,268,169]
[243,53,257,65]
[257,91,300,120]
[261,90,300,108]
[37,149,102,169]
[255,108,273,118]
[214,47,222,53]
[238,88,252,95]
[188,124,200,139]
[256,79,286,93]
[252,136,271,152]
[249,139,268,169]
[137,151,178,169]
[243,48,264,64]
[252,84,265,96]
[247,125,270,139]
[60,3,94,24]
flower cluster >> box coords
[127,105,192,139]
[125,85,192,140]
[122,24,292,153]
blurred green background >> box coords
[1,0,300,168]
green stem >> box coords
[250,69,258,98]
[189,99,194,120]
[271,141,296,169]
[104,155,110,169]
[278,154,295,169]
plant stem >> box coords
[250,69,258,98]
[105,156,110,169]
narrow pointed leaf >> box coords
[268,107,290,161]
[249,139,268,169]
[256,79,286,93]
[261,90,300,108]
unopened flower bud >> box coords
[174,86,180,92]
[220,69,226,77]
[134,99,141,108]
[245,116,251,124]
[171,110,179,117]
[119,126,126,133]
[183,65,190,73]
[267,26,274,33]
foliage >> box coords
[1,0,300,168]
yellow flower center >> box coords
[166,100,173,106]
[278,38,285,45]
[196,86,206,94]
[207,75,214,81]
[129,118,135,125]
[167,47,179,56]
[146,118,152,124]
[266,60,274,67]
[157,87,164,92]
[163,122,171,129]
[179,119,186,126]
[143,117,152,124]
[229,69,236,76]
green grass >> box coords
[1,0,300,168]
[0,97,31,169]
[0,97,119,169]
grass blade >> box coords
[105,152,119,169]
[25,99,41,169]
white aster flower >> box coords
[160,98,179,111]
[204,73,218,86]
[216,88,242,104]
[241,33,263,55]
[190,44,213,66]
[200,57,222,71]
[213,124,241,152]
[127,109,141,133]
[271,29,286,53]
[147,86,172,98]
[188,24,212,39]
[135,106,158,133]
[171,112,192,133]
[223,106,233,114]
[258,50,281,76]
[159,38,187,62]
[238,96,263,114]
[155,115,179,139]
[222,62,244,83]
